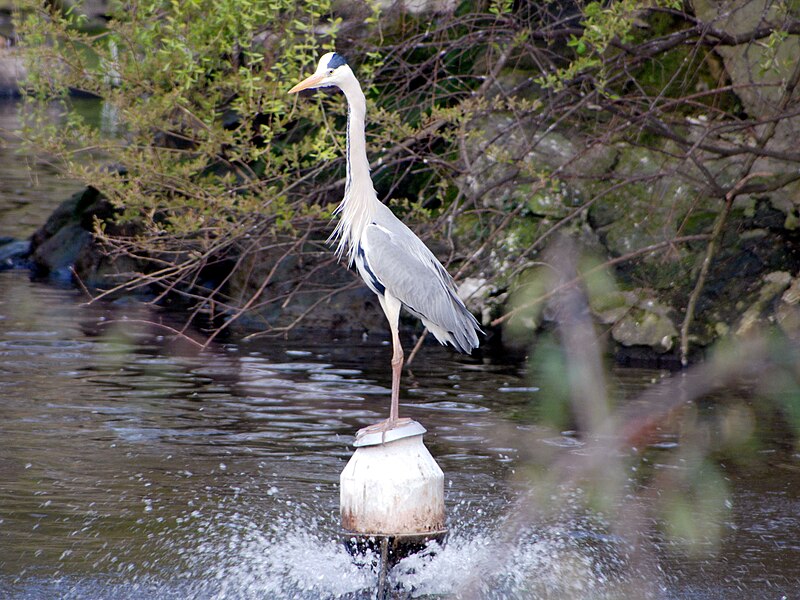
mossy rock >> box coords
[513,182,572,218]
[586,143,714,297]
[589,144,707,252]
[690,0,800,226]
[590,289,630,324]
[776,276,800,341]
[460,114,617,216]
[609,291,679,353]
[735,271,793,337]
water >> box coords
[1,278,798,599]
[0,270,513,595]
[0,101,86,240]
[2,99,800,598]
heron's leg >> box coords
[388,315,403,422]
[355,293,411,442]
[377,292,404,422]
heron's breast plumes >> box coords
[329,186,377,266]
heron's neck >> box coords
[343,85,373,201]
[330,77,378,265]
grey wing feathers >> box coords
[362,216,481,353]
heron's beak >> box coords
[288,73,326,94]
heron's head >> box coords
[288,52,352,94]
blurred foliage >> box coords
[503,239,800,562]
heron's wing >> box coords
[361,212,480,352]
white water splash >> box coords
[196,527,372,599]
[175,505,659,599]
[392,526,656,599]
[3,497,661,599]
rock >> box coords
[691,0,800,224]
[29,186,123,285]
[0,238,30,269]
[588,143,703,258]
[0,48,24,96]
[609,291,678,353]
[373,0,457,14]
[459,112,617,215]
[612,310,678,353]
[736,271,793,336]
[31,223,92,281]
[458,276,493,324]
[590,289,632,325]
[226,236,392,335]
[781,277,800,305]
[776,276,800,340]
[691,0,800,118]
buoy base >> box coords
[340,529,447,598]
[340,419,446,598]
[339,529,448,568]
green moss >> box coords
[453,212,484,241]
[680,210,718,236]
[784,211,799,231]
[631,29,741,116]
[630,258,696,292]
[517,183,571,218]
[504,217,545,251]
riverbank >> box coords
[4,0,800,366]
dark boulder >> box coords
[29,186,125,285]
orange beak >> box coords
[288,73,326,94]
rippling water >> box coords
[0,270,798,599]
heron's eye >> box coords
[328,69,334,76]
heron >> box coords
[289,52,481,439]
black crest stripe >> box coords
[327,53,348,69]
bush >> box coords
[17,0,800,359]
[17,0,346,300]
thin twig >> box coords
[98,319,205,349]
[679,56,800,365]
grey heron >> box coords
[289,52,481,439]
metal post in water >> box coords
[340,420,447,586]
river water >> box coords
[1,100,800,599]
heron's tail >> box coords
[422,295,482,354]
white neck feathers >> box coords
[328,73,378,266]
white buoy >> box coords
[340,420,447,584]
[341,420,445,535]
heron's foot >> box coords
[356,417,413,444]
